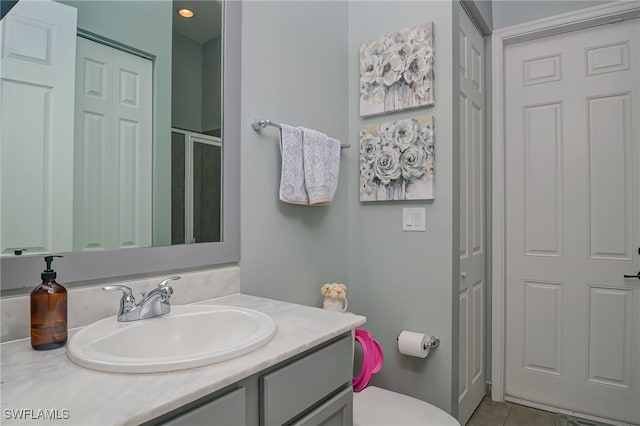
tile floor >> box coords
[467,398,612,426]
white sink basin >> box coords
[66,304,276,373]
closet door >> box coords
[74,37,152,251]
[458,8,486,425]
[1,0,77,256]
[504,18,640,424]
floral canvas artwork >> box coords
[360,116,435,201]
[359,22,434,117]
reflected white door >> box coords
[74,37,152,251]
[505,19,640,424]
[458,9,486,425]
[0,0,77,255]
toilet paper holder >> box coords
[396,334,440,350]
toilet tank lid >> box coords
[353,387,460,426]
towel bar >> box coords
[251,119,351,149]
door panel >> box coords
[523,280,563,375]
[458,9,486,425]
[523,103,563,257]
[587,94,632,260]
[504,19,640,424]
[587,286,632,388]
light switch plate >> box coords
[402,208,425,231]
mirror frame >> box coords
[0,1,241,290]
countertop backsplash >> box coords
[0,266,241,342]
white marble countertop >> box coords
[0,294,366,426]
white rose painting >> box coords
[359,22,434,117]
[360,116,435,201]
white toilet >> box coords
[353,386,460,426]
[351,329,460,425]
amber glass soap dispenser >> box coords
[31,255,67,350]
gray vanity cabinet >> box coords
[149,334,353,426]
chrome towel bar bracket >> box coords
[252,119,281,131]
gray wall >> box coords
[57,0,173,246]
[493,0,613,29]
[172,33,203,132]
[241,1,460,413]
[171,34,222,135]
[347,1,456,413]
[240,1,350,307]
[202,37,222,134]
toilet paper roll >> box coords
[397,330,431,358]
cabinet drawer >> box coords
[261,336,352,426]
[293,387,353,426]
[162,387,246,426]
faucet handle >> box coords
[103,284,134,299]
[157,276,180,302]
[103,285,136,314]
[158,276,181,289]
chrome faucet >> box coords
[103,276,181,322]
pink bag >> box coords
[352,329,384,392]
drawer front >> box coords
[261,336,352,426]
[293,387,353,426]
[163,387,246,426]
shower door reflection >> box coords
[171,129,222,245]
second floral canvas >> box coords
[359,22,434,116]
[360,116,435,201]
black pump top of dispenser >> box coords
[42,255,63,280]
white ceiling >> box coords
[173,0,222,44]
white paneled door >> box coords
[74,37,152,252]
[0,0,77,256]
[505,19,639,424]
[458,9,486,426]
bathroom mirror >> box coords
[0,0,241,291]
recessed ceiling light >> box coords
[178,8,194,18]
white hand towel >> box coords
[301,127,341,206]
[279,124,309,205]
